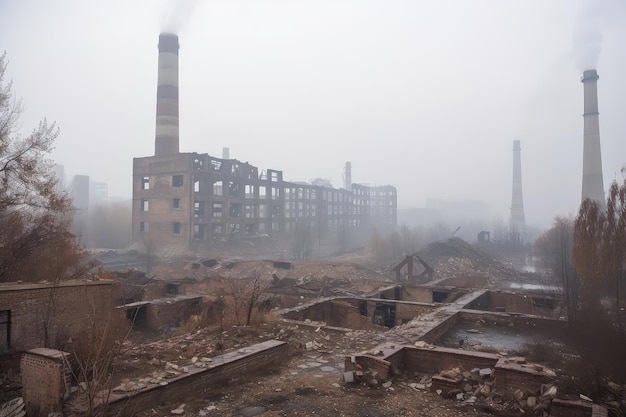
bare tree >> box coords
[534,216,577,314]
[0,53,86,283]
[223,273,266,326]
[66,294,130,417]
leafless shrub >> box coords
[65,298,130,417]
[221,273,267,327]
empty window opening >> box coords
[141,199,149,212]
[172,222,181,234]
[229,204,241,217]
[126,306,147,330]
[244,205,255,218]
[432,291,449,303]
[245,184,255,199]
[194,224,205,240]
[173,198,180,209]
[372,304,396,328]
[166,283,179,295]
[213,181,223,196]
[259,186,267,199]
[142,176,150,190]
[194,201,204,217]
[0,310,11,350]
[358,301,367,316]
[212,203,222,218]
[173,175,184,187]
[194,179,200,193]
[212,224,223,235]
[211,159,222,171]
[139,221,149,232]
[228,181,241,197]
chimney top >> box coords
[581,69,599,83]
[159,33,179,54]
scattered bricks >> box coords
[431,375,461,395]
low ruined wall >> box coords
[419,312,460,344]
[403,346,499,375]
[550,399,608,417]
[282,299,377,330]
[458,310,567,333]
[464,292,559,317]
[104,340,288,416]
[494,359,556,395]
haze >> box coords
[1,0,625,229]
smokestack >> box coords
[222,147,230,159]
[344,161,352,190]
[510,140,525,237]
[155,33,179,156]
[581,69,605,209]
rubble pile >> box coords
[429,362,558,416]
[415,238,522,284]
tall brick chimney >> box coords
[581,69,605,209]
[510,140,525,237]
[155,33,179,156]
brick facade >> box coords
[0,280,122,353]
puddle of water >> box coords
[509,283,559,291]
[439,320,566,352]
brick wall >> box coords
[419,312,460,344]
[145,295,203,331]
[102,340,287,416]
[550,399,608,417]
[494,359,555,395]
[0,280,123,353]
[403,346,499,375]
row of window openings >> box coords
[141,176,381,203]
[142,199,369,219]
[138,222,277,237]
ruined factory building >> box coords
[132,33,397,252]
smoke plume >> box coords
[161,0,200,33]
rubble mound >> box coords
[417,238,522,284]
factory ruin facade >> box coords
[132,33,397,250]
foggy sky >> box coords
[1,0,625,229]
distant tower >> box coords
[154,33,180,156]
[510,140,526,239]
[222,147,230,159]
[581,69,605,209]
[344,161,352,190]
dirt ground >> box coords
[121,320,516,417]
